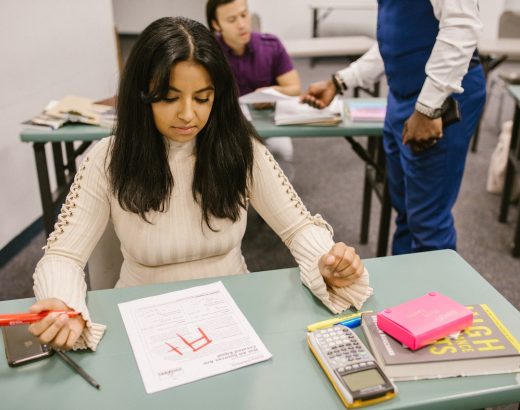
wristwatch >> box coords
[331,72,348,95]
[415,100,446,119]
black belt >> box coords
[470,49,481,70]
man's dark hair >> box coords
[206,0,235,32]
[109,16,259,229]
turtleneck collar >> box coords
[163,136,197,159]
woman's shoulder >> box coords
[251,136,269,158]
[85,135,113,161]
[78,135,114,173]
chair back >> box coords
[498,11,520,38]
[87,220,123,290]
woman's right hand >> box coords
[28,298,85,350]
[300,80,337,109]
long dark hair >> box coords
[109,16,259,228]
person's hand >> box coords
[319,242,364,288]
[300,80,337,109]
[28,298,85,350]
[402,111,443,153]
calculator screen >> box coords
[342,369,385,391]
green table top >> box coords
[1,250,519,410]
[508,84,520,104]
[20,99,384,143]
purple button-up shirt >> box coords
[216,32,294,96]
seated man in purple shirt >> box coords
[206,0,301,179]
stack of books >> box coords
[345,99,386,122]
[23,95,116,130]
[361,304,520,381]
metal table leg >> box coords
[499,104,519,223]
[33,143,55,237]
[359,137,376,244]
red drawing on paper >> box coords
[177,327,213,352]
[165,327,213,355]
[165,342,183,356]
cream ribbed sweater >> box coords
[33,136,372,350]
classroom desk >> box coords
[20,125,110,239]
[478,38,520,62]
[1,250,519,409]
[21,101,390,256]
[284,36,375,59]
[309,0,377,38]
[499,85,520,257]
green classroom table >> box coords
[1,250,519,409]
[20,100,390,255]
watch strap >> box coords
[331,73,348,95]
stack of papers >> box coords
[239,87,293,104]
[345,99,386,122]
[274,96,343,126]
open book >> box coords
[274,96,343,126]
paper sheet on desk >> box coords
[239,87,293,104]
[274,96,343,125]
[118,281,272,394]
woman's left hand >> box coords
[319,242,364,287]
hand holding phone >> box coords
[440,96,461,128]
[407,97,461,153]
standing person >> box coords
[206,0,299,180]
[28,17,371,351]
[302,0,486,255]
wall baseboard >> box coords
[0,218,44,269]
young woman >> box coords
[28,17,371,351]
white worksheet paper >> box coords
[238,86,293,104]
[118,281,272,393]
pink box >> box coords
[376,292,474,351]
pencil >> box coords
[306,310,373,332]
[56,350,101,390]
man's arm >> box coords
[273,69,301,96]
[416,0,482,112]
[335,43,386,90]
[404,0,481,151]
[301,44,385,108]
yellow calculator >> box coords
[307,325,397,408]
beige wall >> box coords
[0,0,119,248]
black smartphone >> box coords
[441,96,461,128]
[2,324,53,366]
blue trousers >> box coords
[383,66,486,254]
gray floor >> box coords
[1,57,519,410]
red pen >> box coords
[0,310,80,326]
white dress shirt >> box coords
[336,0,482,110]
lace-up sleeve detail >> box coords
[249,139,372,313]
[33,138,113,350]
[44,161,88,250]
